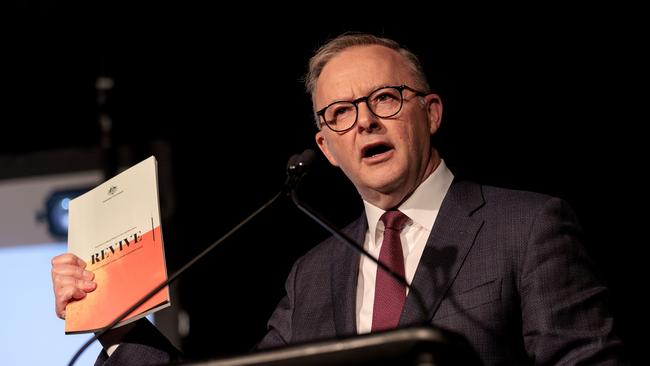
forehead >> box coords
[315,45,413,105]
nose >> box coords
[356,102,380,133]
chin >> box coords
[365,175,405,195]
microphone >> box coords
[67,189,285,365]
[68,150,331,365]
[285,148,317,190]
[287,149,428,325]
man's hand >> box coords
[51,253,97,320]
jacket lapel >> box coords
[399,180,485,327]
[331,215,366,337]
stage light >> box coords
[43,188,89,239]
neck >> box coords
[366,148,440,210]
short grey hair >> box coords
[305,33,431,105]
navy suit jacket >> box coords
[98,180,627,365]
[258,180,625,365]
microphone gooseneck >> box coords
[67,191,284,366]
[287,149,428,326]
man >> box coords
[51,33,627,365]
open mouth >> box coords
[362,143,393,158]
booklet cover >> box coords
[65,156,170,334]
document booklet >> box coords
[65,156,170,334]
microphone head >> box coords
[285,149,318,189]
[297,149,317,172]
[286,153,300,174]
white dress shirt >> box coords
[355,160,454,334]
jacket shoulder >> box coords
[293,214,365,269]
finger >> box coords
[52,264,94,282]
[52,253,87,268]
[55,286,87,319]
[53,273,96,292]
[56,276,97,292]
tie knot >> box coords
[381,210,409,232]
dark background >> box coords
[4,3,647,363]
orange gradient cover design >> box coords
[65,226,168,333]
[65,156,169,334]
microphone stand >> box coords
[68,149,429,365]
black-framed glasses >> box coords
[316,85,428,132]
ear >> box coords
[425,94,443,134]
[315,130,340,167]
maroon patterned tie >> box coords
[371,210,410,332]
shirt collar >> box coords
[363,159,454,238]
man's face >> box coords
[314,45,442,208]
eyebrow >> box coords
[324,83,397,105]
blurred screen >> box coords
[0,243,102,365]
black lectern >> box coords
[177,326,480,366]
